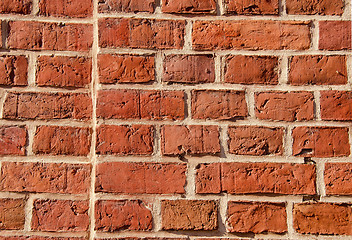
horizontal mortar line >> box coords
[0,119,93,127]
[0,192,89,200]
[0,49,92,56]
[0,231,88,238]
[320,196,352,203]
[0,156,91,164]
[0,15,94,24]
[2,86,91,93]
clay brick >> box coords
[0,238,85,240]
[0,56,28,86]
[98,0,155,13]
[32,199,89,232]
[192,20,311,50]
[162,0,216,14]
[196,162,316,195]
[225,0,279,15]
[227,202,287,233]
[293,203,352,235]
[96,125,153,155]
[319,21,351,50]
[97,90,184,120]
[96,162,186,194]
[3,92,92,120]
[7,21,93,51]
[292,127,350,157]
[325,163,352,196]
[98,54,155,84]
[0,0,31,14]
[38,0,93,17]
[161,200,218,230]
[0,199,25,230]
[191,90,248,120]
[224,55,278,85]
[228,126,283,156]
[286,0,344,15]
[33,126,91,156]
[163,55,215,84]
[0,162,90,194]
[36,56,92,88]
[289,55,347,85]
[161,125,220,156]
[255,91,314,121]
[320,91,352,121]
[99,18,185,49]
[95,200,153,232]
[0,126,27,156]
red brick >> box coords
[0,162,90,194]
[96,125,153,155]
[161,125,220,156]
[0,199,25,230]
[162,0,216,14]
[196,162,316,195]
[292,127,350,157]
[191,90,247,120]
[98,0,155,13]
[192,20,311,50]
[0,56,28,86]
[225,0,279,15]
[7,21,93,51]
[32,199,89,232]
[289,55,347,85]
[255,91,314,121]
[98,54,155,84]
[95,200,153,232]
[0,238,85,240]
[96,162,186,194]
[228,126,283,156]
[36,56,92,88]
[319,21,351,50]
[286,0,344,15]
[293,203,352,235]
[224,55,278,85]
[99,18,185,49]
[38,0,93,17]
[161,200,218,230]
[320,91,352,121]
[0,126,27,156]
[325,163,352,195]
[97,90,184,120]
[227,202,287,233]
[3,92,92,120]
[163,55,215,84]
[33,126,91,156]
[0,0,31,14]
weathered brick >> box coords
[325,163,352,196]
[0,56,28,86]
[0,0,31,14]
[36,56,92,88]
[7,21,93,51]
[96,125,153,155]
[0,126,27,156]
[96,162,186,194]
[95,200,153,232]
[3,92,92,120]
[161,125,220,156]
[163,55,215,84]
[98,0,155,13]
[0,162,90,194]
[224,55,278,85]
[0,199,25,230]
[0,238,85,240]
[286,0,344,15]
[255,91,314,121]
[319,21,351,50]
[38,0,93,17]
[97,90,184,120]
[98,54,155,84]
[161,200,218,230]
[227,202,287,233]
[33,126,91,156]
[293,203,352,235]
[289,55,347,85]
[228,126,283,156]
[162,0,216,14]
[225,0,279,15]
[292,127,350,157]
[99,18,185,49]
[192,20,311,50]
[320,91,352,121]
[32,199,89,232]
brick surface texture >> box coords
[0,0,351,239]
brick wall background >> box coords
[0,0,351,239]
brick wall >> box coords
[0,0,351,239]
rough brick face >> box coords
[38,0,93,17]
[320,91,352,121]
[225,0,279,15]
[0,198,25,230]
[0,56,28,86]
[325,163,352,195]
[319,21,351,50]
[162,0,216,14]
[98,0,155,13]
[0,0,31,14]
[286,0,344,15]
[0,126,27,156]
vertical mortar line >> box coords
[28,53,37,88]
[341,0,351,20]
[286,200,295,238]
[214,54,222,83]
[316,159,326,197]
[183,20,193,51]
[220,125,229,158]
[311,20,319,51]
[280,0,287,16]
[0,89,6,118]
[219,194,228,235]
[314,91,321,121]
[26,123,36,156]
[285,125,293,157]
[279,54,289,85]
[32,0,39,15]
[246,88,255,120]
[153,124,161,161]
[347,54,352,89]
[154,51,163,160]
[24,194,34,232]
[218,0,226,15]
[155,0,162,14]
[185,161,197,198]
[349,126,352,158]
[186,89,192,121]
[153,196,162,231]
